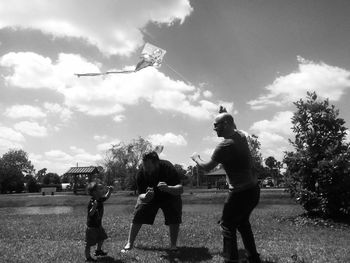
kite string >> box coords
[163,62,193,87]
[141,28,193,86]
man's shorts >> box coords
[133,198,182,225]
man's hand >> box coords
[108,186,114,192]
[191,152,201,163]
[143,188,154,202]
[157,181,169,192]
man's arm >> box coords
[103,186,113,200]
[191,152,218,172]
[157,182,183,195]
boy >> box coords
[85,182,113,262]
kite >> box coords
[75,43,166,77]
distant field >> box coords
[1,189,349,263]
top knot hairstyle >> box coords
[219,105,227,113]
[142,151,160,163]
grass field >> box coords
[0,189,349,263]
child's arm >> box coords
[103,186,114,200]
[88,200,98,216]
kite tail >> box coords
[75,70,135,77]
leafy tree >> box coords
[247,134,269,180]
[36,168,47,183]
[43,173,61,185]
[265,156,282,185]
[25,175,40,192]
[0,149,34,193]
[103,137,154,192]
[284,92,350,218]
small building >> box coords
[205,168,228,189]
[63,166,102,194]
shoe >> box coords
[85,257,97,262]
[94,250,107,256]
[121,243,133,253]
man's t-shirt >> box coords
[87,197,106,228]
[211,130,257,192]
[137,159,181,202]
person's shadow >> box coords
[95,256,125,263]
[137,245,212,262]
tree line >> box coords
[1,91,349,219]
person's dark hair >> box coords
[87,181,98,196]
[142,151,160,163]
[219,105,227,113]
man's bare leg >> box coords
[122,223,142,251]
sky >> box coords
[1,0,350,175]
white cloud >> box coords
[1,52,233,120]
[250,111,294,161]
[31,148,103,174]
[203,90,213,98]
[0,125,25,153]
[0,0,193,56]
[113,114,125,123]
[96,139,121,152]
[43,102,72,122]
[4,104,46,119]
[94,135,108,142]
[248,57,350,110]
[148,132,187,146]
[14,121,48,137]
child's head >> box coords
[87,181,104,198]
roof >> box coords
[205,168,226,176]
[64,166,100,175]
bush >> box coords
[284,92,350,218]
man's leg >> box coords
[169,224,180,249]
[123,223,142,250]
[237,220,261,263]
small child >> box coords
[85,182,113,262]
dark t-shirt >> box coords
[211,130,257,192]
[87,197,107,228]
[137,159,181,202]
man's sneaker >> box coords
[85,257,97,262]
[94,250,108,256]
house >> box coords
[205,168,228,189]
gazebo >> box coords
[64,166,101,194]
[205,168,227,189]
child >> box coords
[85,182,113,262]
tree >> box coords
[103,137,154,192]
[247,134,269,180]
[43,173,61,185]
[284,92,350,218]
[0,149,34,193]
[265,156,282,185]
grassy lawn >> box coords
[0,189,349,263]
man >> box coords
[122,151,183,252]
[191,109,261,263]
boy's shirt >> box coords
[87,197,107,228]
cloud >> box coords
[14,121,48,137]
[248,57,350,110]
[43,102,72,122]
[0,125,25,153]
[96,139,121,152]
[148,132,187,146]
[1,52,233,120]
[113,114,125,123]
[0,0,193,56]
[4,105,46,119]
[249,111,294,161]
[31,148,103,174]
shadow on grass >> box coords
[136,245,212,262]
[96,256,125,263]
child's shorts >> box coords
[85,226,108,246]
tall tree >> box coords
[0,149,34,193]
[103,137,154,192]
[284,92,350,218]
[247,134,268,180]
